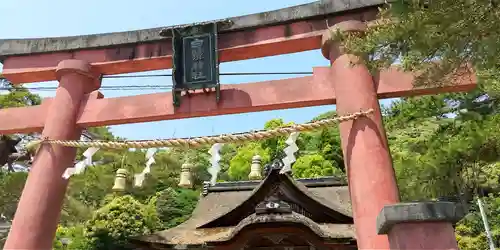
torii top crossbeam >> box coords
[0,0,386,84]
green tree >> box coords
[228,142,270,180]
[297,111,345,173]
[83,195,160,250]
[0,77,41,108]
[261,118,294,160]
[0,172,27,220]
[292,154,344,179]
[456,194,500,250]
[342,1,500,94]
[376,87,500,201]
[215,144,238,181]
[53,225,90,250]
[152,188,199,229]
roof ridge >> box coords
[207,176,346,193]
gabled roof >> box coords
[200,169,353,228]
[133,169,355,247]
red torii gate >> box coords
[0,1,475,249]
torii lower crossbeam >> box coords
[0,67,475,134]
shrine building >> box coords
[131,157,357,250]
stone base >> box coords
[377,202,464,250]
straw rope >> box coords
[36,109,374,149]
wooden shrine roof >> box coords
[132,168,356,248]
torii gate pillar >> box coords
[321,21,400,249]
[4,60,101,250]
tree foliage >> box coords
[456,194,500,249]
[342,0,500,96]
[152,188,199,229]
[0,172,27,220]
[83,195,160,250]
[292,154,344,178]
[53,225,89,250]
[0,77,41,108]
[228,142,270,180]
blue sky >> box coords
[0,0,394,140]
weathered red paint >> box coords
[388,222,459,249]
[1,11,377,84]
[3,60,101,250]
[0,67,476,134]
[322,21,399,249]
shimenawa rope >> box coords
[32,109,373,149]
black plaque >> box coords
[182,34,214,85]
[171,22,219,106]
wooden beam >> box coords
[0,0,385,57]
[0,3,381,84]
[0,67,476,135]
